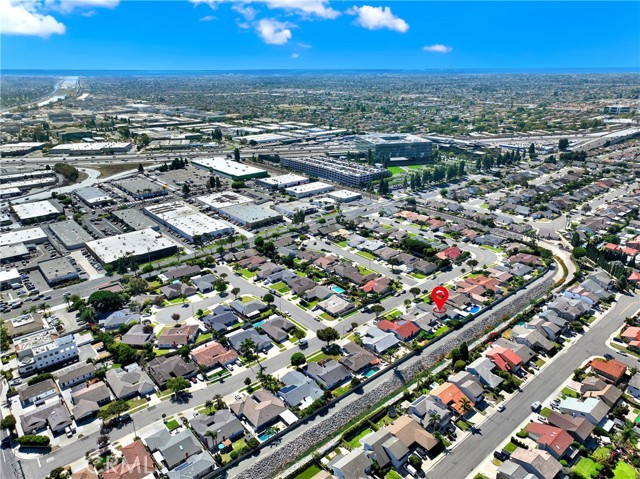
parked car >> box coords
[497,404,506,413]
[531,401,542,412]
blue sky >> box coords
[2,1,639,70]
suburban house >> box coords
[430,382,475,416]
[156,324,200,349]
[340,341,380,373]
[448,371,484,403]
[230,389,290,431]
[121,324,155,347]
[200,305,241,332]
[317,295,355,317]
[386,415,440,456]
[505,448,562,479]
[228,329,272,353]
[99,308,140,330]
[56,363,96,389]
[407,395,452,431]
[166,452,217,479]
[101,440,156,479]
[376,319,420,342]
[558,397,610,425]
[485,346,523,372]
[230,299,269,319]
[547,411,594,442]
[467,357,503,390]
[19,379,58,407]
[190,409,245,450]
[627,373,640,399]
[106,366,156,399]
[360,326,401,354]
[146,356,198,388]
[190,341,239,370]
[305,360,351,390]
[20,401,72,435]
[159,282,197,300]
[328,448,371,479]
[145,428,202,470]
[361,429,410,471]
[278,370,324,409]
[259,316,296,343]
[589,358,627,384]
[526,422,574,459]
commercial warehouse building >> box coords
[280,156,385,187]
[231,133,292,144]
[196,191,253,213]
[111,209,160,231]
[256,174,308,190]
[0,170,55,185]
[0,243,29,264]
[48,220,93,250]
[12,200,61,224]
[284,181,334,199]
[192,157,269,181]
[114,177,168,199]
[74,187,113,206]
[86,228,178,265]
[38,257,79,285]
[144,202,232,242]
[355,133,433,160]
[0,142,45,157]
[328,190,362,203]
[274,200,317,217]
[218,203,283,229]
[0,227,48,247]
[49,142,133,155]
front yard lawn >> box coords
[561,387,579,398]
[435,325,450,336]
[504,442,518,454]
[320,312,336,321]
[271,281,290,293]
[356,250,377,260]
[613,462,638,479]
[238,268,256,279]
[575,458,601,479]
[165,419,180,431]
[386,471,403,479]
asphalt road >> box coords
[427,291,640,479]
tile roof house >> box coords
[430,382,474,416]
[376,319,420,341]
[448,371,484,403]
[147,356,198,388]
[361,277,392,294]
[494,338,536,364]
[200,305,240,332]
[360,326,401,354]
[228,329,272,353]
[486,345,523,372]
[467,357,504,390]
[166,452,216,479]
[102,440,156,479]
[99,308,141,330]
[278,370,324,409]
[362,429,410,470]
[526,422,573,459]
[509,448,562,479]
[106,366,156,399]
[121,324,155,347]
[407,394,452,431]
[385,415,440,454]
[190,409,245,450]
[259,316,295,343]
[436,246,463,261]
[306,360,351,390]
[558,397,610,425]
[340,341,380,373]
[156,324,200,349]
[145,428,202,470]
[230,389,289,431]
[546,411,594,442]
[190,341,238,370]
[590,358,627,384]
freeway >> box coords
[427,291,640,479]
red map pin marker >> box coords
[432,286,449,314]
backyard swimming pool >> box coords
[468,305,481,314]
[331,285,345,294]
[364,367,380,378]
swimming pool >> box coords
[331,285,345,294]
[253,320,266,328]
[468,305,481,314]
[364,367,380,378]
[258,431,276,441]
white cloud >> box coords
[232,3,255,20]
[297,42,311,49]
[0,0,66,38]
[423,44,453,53]
[347,5,408,33]
[190,0,338,19]
[257,18,292,44]
[200,15,216,21]
[54,0,120,12]
[291,52,299,58]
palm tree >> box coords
[204,400,213,415]
[214,394,225,410]
[205,430,218,449]
[460,398,472,418]
[427,413,441,432]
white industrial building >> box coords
[144,202,232,242]
[191,157,268,180]
[49,142,133,155]
[256,174,309,190]
[49,220,93,249]
[114,177,168,199]
[0,142,45,157]
[284,181,334,199]
[38,257,79,285]
[280,156,385,187]
[327,190,362,203]
[0,227,48,246]
[0,268,21,288]
[15,329,78,375]
[274,201,317,217]
[218,203,283,229]
[75,187,113,206]
[231,133,292,144]
[196,191,254,212]
[12,200,61,224]
[86,228,178,265]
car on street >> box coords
[496,404,506,412]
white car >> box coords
[496,404,506,412]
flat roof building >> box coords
[0,142,45,157]
[196,191,253,212]
[38,257,79,285]
[49,142,132,155]
[218,203,283,229]
[0,243,29,263]
[0,227,48,246]
[111,208,160,231]
[284,181,334,198]
[114,177,168,200]
[12,200,61,224]
[256,174,309,190]
[144,202,232,242]
[74,187,113,206]
[14,328,78,375]
[48,220,93,250]
[0,268,21,288]
[192,157,268,181]
[280,156,385,187]
[328,189,362,202]
[274,200,317,217]
[86,228,178,265]
[355,133,433,160]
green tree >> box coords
[88,290,124,312]
[263,293,274,304]
[128,277,148,295]
[166,377,190,395]
[137,163,144,173]
[371,304,385,319]
[317,327,340,345]
[459,342,469,362]
[231,287,241,298]
[409,287,421,298]
[290,352,306,367]
[240,338,258,361]
[1,415,16,433]
[0,325,10,351]
[233,148,240,162]
[558,138,569,151]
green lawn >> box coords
[407,165,424,170]
[319,312,336,321]
[592,447,611,462]
[165,419,180,431]
[480,245,503,253]
[271,281,290,293]
[152,347,173,356]
[386,470,403,479]
[221,437,247,464]
[337,241,348,247]
[435,325,450,336]
[296,464,322,479]
[536,358,546,368]
[357,265,376,276]
[375,415,394,428]
[562,387,579,398]
[456,420,470,431]
[540,407,553,418]
[384,309,402,319]
[504,442,518,454]
[387,166,405,175]
[347,427,373,448]
[574,458,601,479]
[163,297,189,306]
[356,250,377,260]
[238,268,257,279]
[196,332,213,344]
[613,462,638,479]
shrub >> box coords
[16,435,50,447]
